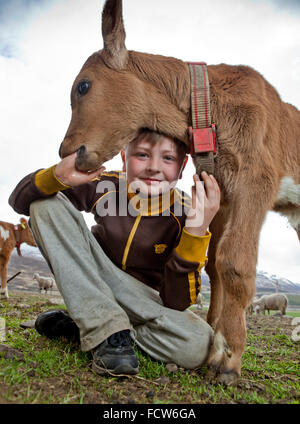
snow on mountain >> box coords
[255,271,300,293]
[14,245,300,294]
[201,271,300,293]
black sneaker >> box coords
[92,329,139,376]
[35,309,80,343]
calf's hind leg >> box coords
[207,180,274,385]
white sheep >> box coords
[253,305,261,315]
[196,293,203,310]
[246,296,260,315]
[252,293,288,315]
[33,272,55,294]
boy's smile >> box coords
[122,134,187,197]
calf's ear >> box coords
[101,0,128,69]
[20,217,27,229]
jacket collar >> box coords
[127,186,175,216]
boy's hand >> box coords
[54,152,106,187]
[185,171,220,236]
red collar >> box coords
[187,62,217,175]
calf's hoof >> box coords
[206,331,241,386]
[216,370,239,386]
[207,361,240,386]
[207,366,239,386]
[0,288,9,299]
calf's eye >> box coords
[77,80,90,96]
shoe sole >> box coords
[92,360,139,376]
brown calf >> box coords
[0,218,36,299]
[58,0,300,384]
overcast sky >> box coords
[0,0,299,283]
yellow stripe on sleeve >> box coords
[188,272,197,305]
[197,267,202,293]
[35,165,70,195]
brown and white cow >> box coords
[0,218,36,299]
[58,0,300,384]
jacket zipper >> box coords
[121,214,142,270]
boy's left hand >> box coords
[185,171,221,236]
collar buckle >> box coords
[189,124,216,155]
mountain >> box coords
[255,271,300,294]
[6,245,300,294]
[200,270,300,294]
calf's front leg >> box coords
[205,206,229,328]
[0,260,9,299]
[206,183,274,385]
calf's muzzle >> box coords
[59,141,101,172]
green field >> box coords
[286,294,300,308]
[0,292,299,404]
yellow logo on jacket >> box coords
[154,244,168,254]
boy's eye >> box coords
[164,155,175,161]
[136,152,148,158]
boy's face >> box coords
[122,135,187,196]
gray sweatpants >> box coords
[29,193,213,369]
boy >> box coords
[9,130,220,375]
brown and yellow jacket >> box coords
[9,166,211,311]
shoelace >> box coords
[107,329,131,347]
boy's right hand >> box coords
[54,152,106,187]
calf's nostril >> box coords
[77,145,86,157]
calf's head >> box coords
[59,0,190,171]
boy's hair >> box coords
[128,129,188,156]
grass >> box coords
[190,304,300,318]
[0,292,299,404]
[286,294,300,308]
[285,311,300,317]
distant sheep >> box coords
[247,296,260,315]
[33,272,55,294]
[252,294,288,315]
[196,293,203,310]
[253,305,261,315]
